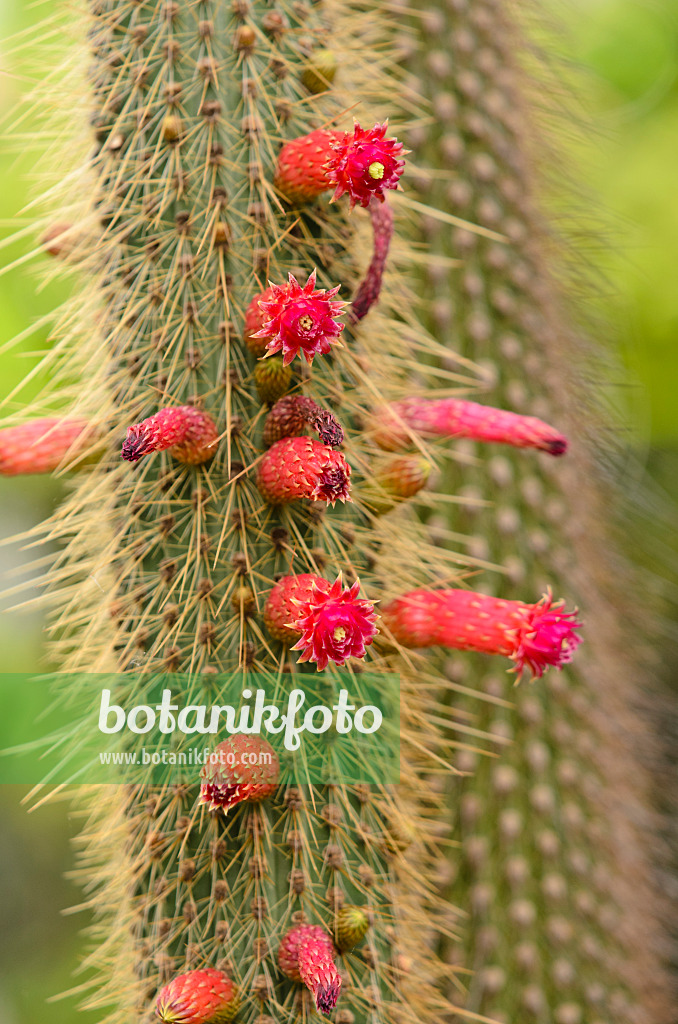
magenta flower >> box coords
[253,269,345,366]
[264,573,378,670]
[328,121,406,209]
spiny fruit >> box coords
[0,417,95,476]
[256,436,351,506]
[121,406,219,465]
[264,573,378,669]
[155,968,239,1024]
[274,121,405,208]
[199,735,280,813]
[381,589,582,679]
[367,396,568,455]
[278,923,341,1014]
[252,269,346,366]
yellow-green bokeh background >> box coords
[1,0,677,1019]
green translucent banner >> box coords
[0,671,400,786]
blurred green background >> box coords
[1,0,677,1019]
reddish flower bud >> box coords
[368,397,568,455]
[257,436,351,506]
[200,735,279,813]
[274,121,405,209]
[264,573,378,670]
[252,270,345,366]
[121,406,218,465]
[278,924,341,1014]
[381,589,582,680]
[0,418,95,476]
[263,395,344,448]
[155,968,239,1024]
[363,456,431,515]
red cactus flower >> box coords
[264,573,378,670]
[121,406,218,465]
[0,417,95,476]
[200,735,279,813]
[274,121,405,209]
[257,436,351,506]
[350,198,394,322]
[381,589,582,680]
[278,924,341,1015]
[252,270,345,366]
[328,121,406,209]
[263,395,344,448]
[368,397,567,455]
[155,968,239,1024]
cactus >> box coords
[400,1,672,1021]
[3,1,668,1024]
[0,2,533,1024]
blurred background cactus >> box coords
[1,0,677,1022]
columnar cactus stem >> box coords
[8,4,496,1024]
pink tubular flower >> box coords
[264,573,378,670]
[278,924,341,1015]
[121,406,218,465]
[368,397,567,455]
[262,395,344,449]
[328,121,406,209]
[252,270,345,366]
[257,436,351,506]
[0,417,95,476]
[381,589,582,680]
[200,735,279,813]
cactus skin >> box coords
[403,1,672,1021]
[8,3,497,1024]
